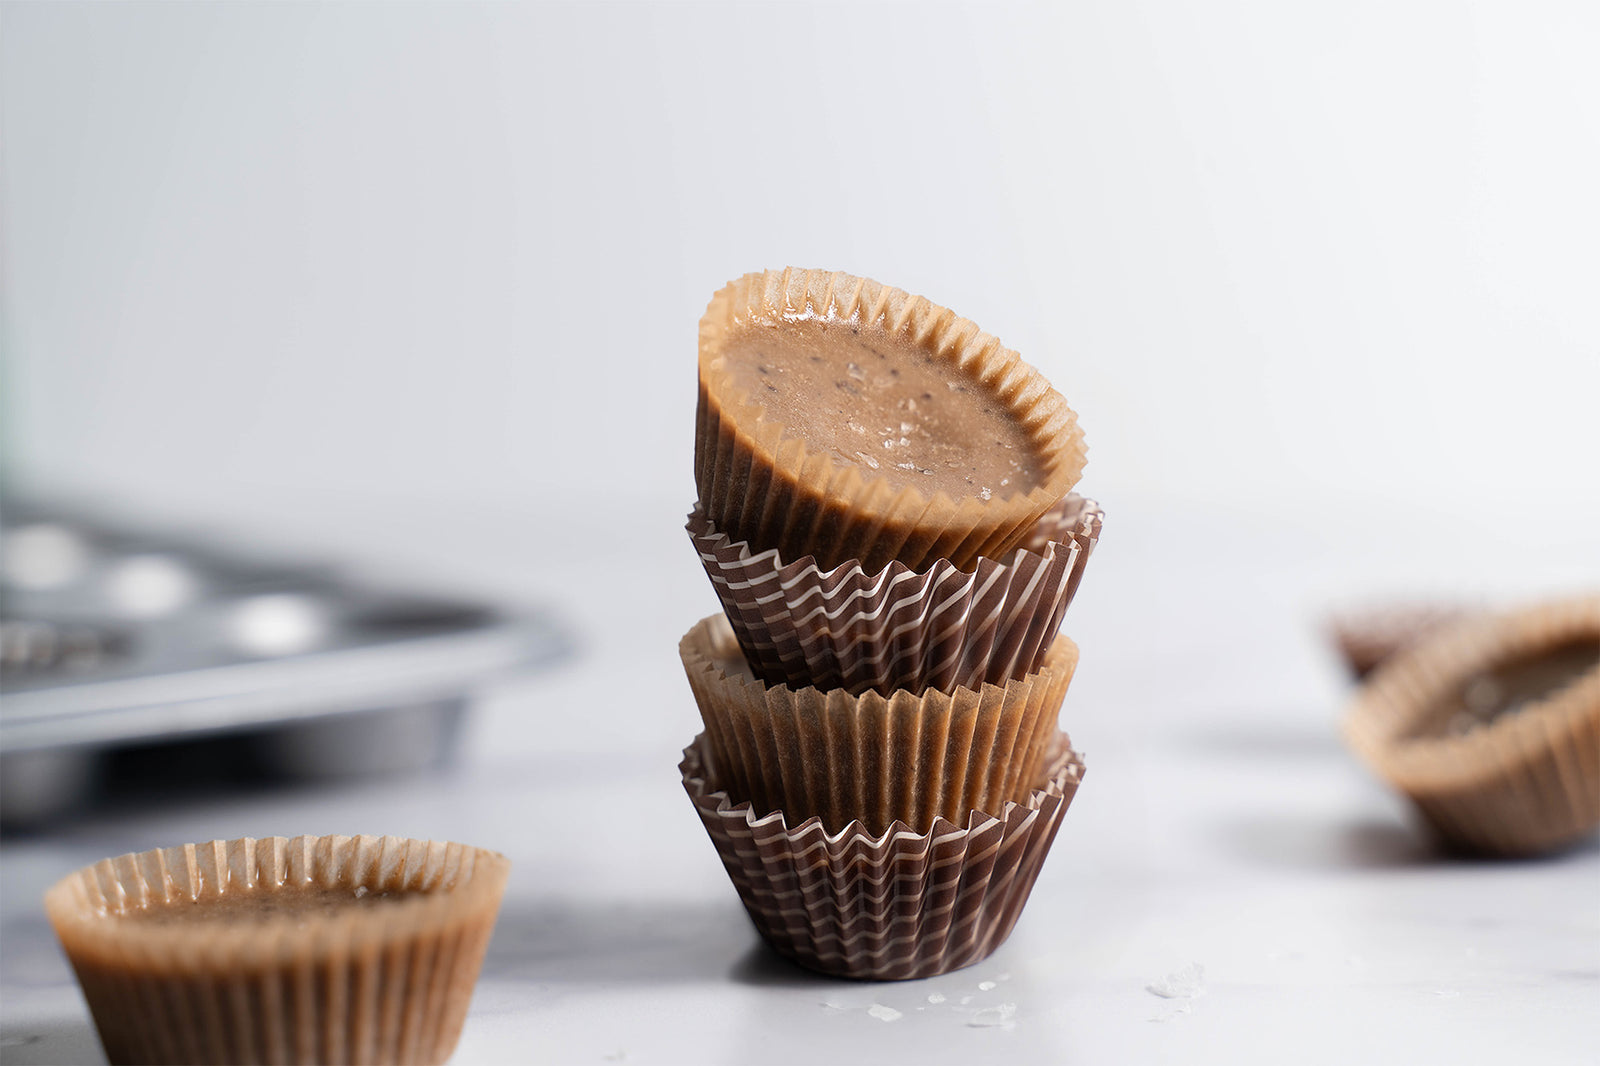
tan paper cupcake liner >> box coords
[44,835,509,1065]
[681,730,1084,980]
[680,614,1077,835]
[1344,594,1600,856]
[690,494,1102,697]
[695,268,1088,573]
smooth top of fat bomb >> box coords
[717,314,1047,501]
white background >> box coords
[2,4,1598,1065]
[4,1,1597,538]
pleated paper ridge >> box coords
[690,494,1101,696]
[1343,594,1600,856]
[680,614,1077,835]
[44,835,509,1065]
[694,267,1088,573]
[681,731,1084,979]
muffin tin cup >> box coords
[680,614,1077,837]
[45,835,509,1065]
[690,494,1101,697]
[694,268,1088,573]
[1343,594,1600,856]
[681,730,1085,981]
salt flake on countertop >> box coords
[968,1004,1018,1029]
[868,1004,903,1022]
[1146,963,1206,1000]
[978,980,997,991]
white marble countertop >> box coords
[3,496,1596,1065]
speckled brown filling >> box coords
[718,315,1046,500]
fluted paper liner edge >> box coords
[694,267,1088,572]
[690,493,1101,696]
[680,614,1077,836]
[44,834,510,1065]
[1343,594,1600,856]
[681,730,1084,980]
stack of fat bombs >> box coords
[679,268,1101,979]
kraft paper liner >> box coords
[689,494,1102,697]
[681,730,1084,980]
[680,614,1077,836]
[44,835,509,1065]
[695,268,1088,573]
[1344,594,1600,856]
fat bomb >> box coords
[695,268,1086,572]
[1343,595,1600,856]
[681,729,1086,980]
[46,835,508,1066]
[687,492,1102,697]
[679,611,1076,836]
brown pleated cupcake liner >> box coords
[1344,594,1600,856]
[44,835,509,1065]
[680,613,1077,836]
[695,268,1088,573]
[1326,603,1475,679]
[689,494,1101,697]
[681,730,1084,980]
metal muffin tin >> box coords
[0,498,570,826]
